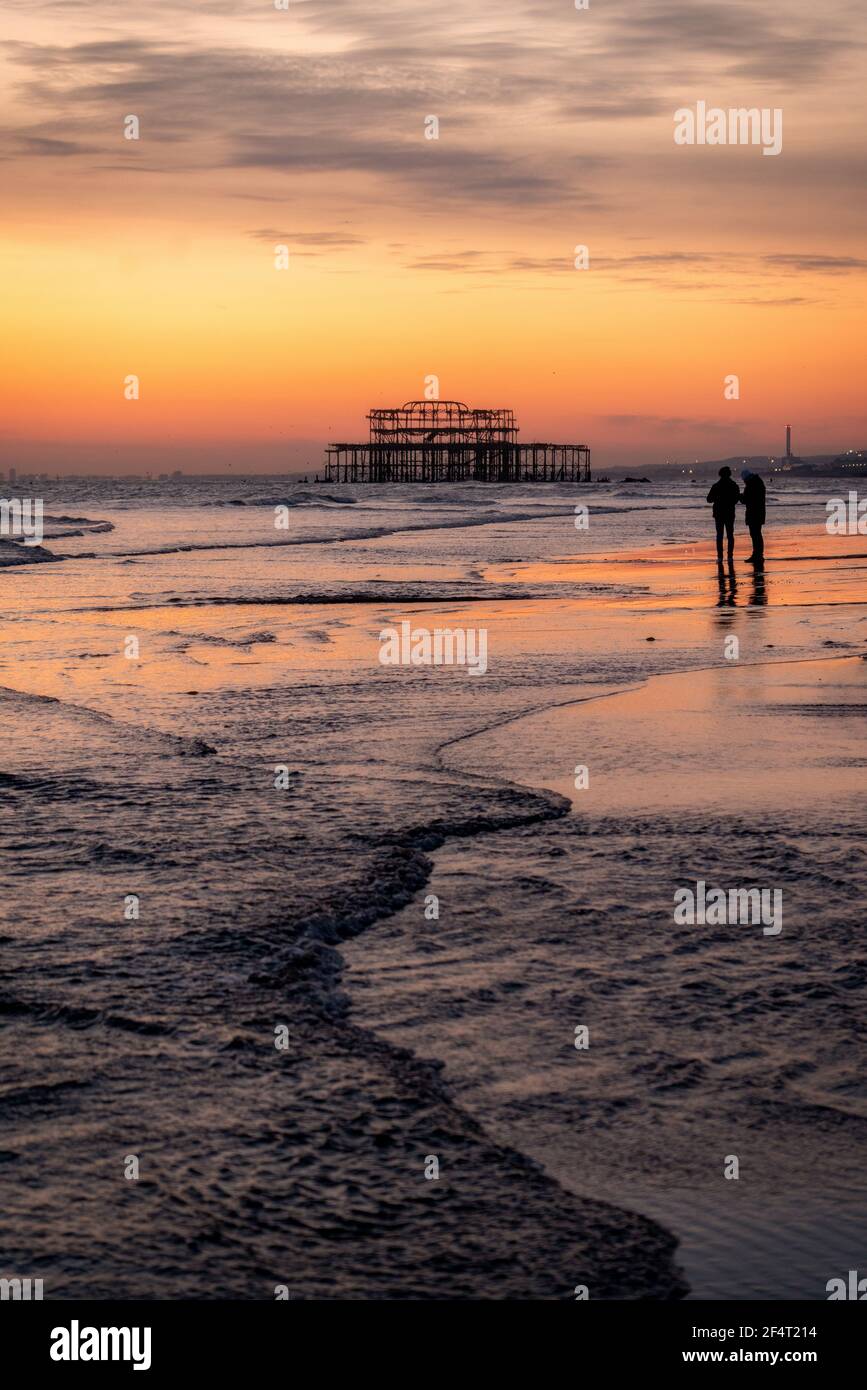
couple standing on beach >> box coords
[706,465,766,565]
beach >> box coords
[1,475,865,1298]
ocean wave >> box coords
[243,491,358,507]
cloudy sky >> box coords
[1,0,865,471]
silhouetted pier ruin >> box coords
[324,400,591,483]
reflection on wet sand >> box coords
[715,558,768,610]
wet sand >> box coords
[345,528,867,1299]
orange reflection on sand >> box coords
[485,527,867,610]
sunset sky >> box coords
[1,0,865,473]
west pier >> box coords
[324,399,591,484]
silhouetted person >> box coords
[740,469,766,563]
[706,465,740,562]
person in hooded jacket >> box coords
[739,468,766,563]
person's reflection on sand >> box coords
[749,559,768,606]
[716,558,737,607]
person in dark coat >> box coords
[739,469,766,563]
[706,466,741,562]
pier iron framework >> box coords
[324,400,591,483]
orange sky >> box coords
[1,0,865,472]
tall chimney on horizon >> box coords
[786,424,792,458]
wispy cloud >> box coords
[247,229,366,249]
[762,254,867,274]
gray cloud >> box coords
[398,245,863,311]
[9,134,100,156]
[0,37,594,206]
[589,0,860,82]
[247,229,366,248]
[730,295,817,306]
[600,413,749,431]
[762,254,867,274]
